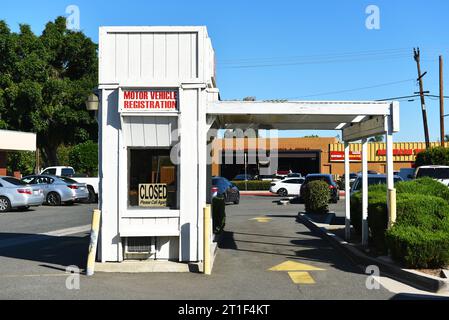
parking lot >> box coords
[0,196,443,300]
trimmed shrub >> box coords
[231,180,272,191]
[386,225,449,268]
[303,180,330,214]
[212,196,226,234]
[396,177,449,204]
[415,146,449,167]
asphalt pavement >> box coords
[0,196,427,299]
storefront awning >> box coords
[0,129,36,152]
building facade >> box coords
[211,137,446,179]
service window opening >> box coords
[128,149,178,209]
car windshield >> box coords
[2,177,27,186]
[353,177,402,191]
[416,168,449,179]
[59,177,78,184]
[61,168,75,176]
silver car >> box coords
[21,175,89,206]
[0,176,44,213]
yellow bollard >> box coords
[86,209,101,276]
[203,205,211,275]
[388,188,397,229]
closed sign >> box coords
[138,184,167,207]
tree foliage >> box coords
[68,141,98,176]
[0,17,98,166]
[415,147,449,167]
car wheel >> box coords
[47,192,62,206]
[277,188,288,197]
[0,196,11,213]
[234,193,240,205]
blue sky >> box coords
[1,0,449,142]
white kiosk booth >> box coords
[97,26,400,266]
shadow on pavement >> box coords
[0,232,89,272]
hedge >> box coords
[303,180,330,214]
[212,196,226,234]
[351,178,449,265]
[231,180,272,191]
[386,226,449,268]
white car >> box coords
[414,165,449,187]
[269,177,305,197]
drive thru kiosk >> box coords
[97,26,400,266]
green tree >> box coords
[68,141,98,176]
[415,147,449,167]
[0,17,98,166]
[368,135,384,143]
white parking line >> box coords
[0,224,91,249]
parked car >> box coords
[232,174,254,181]
[350,174,403,194]
[211,176,240,204]
[0,176,44,213]
[41,166,98,202]
[398,168,415,181]
[299,174,340,203]
[21,175,89,206]
[287,172,302,178]
[341,173,358,185]
[269,177,305,197]
[256,174,282,182]
[414,165,449,187]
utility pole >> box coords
[414,47,431,149]
[440,55,445,147]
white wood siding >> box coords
[100,30,199,83]
[122,116,177,147]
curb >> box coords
[298,213,449,294]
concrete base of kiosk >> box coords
[95,242,218,273]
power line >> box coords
[283,79,415,99]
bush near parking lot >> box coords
[231,180,272,191]
[212,196,226,234]
[351,178,449,266]
[415,146,449,167]
[386,226,449,269]
[303,180,330,214]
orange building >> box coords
[211,137,447,179]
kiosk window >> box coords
[128,149,178,209]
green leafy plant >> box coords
[386,225,449,268]
[68,140,98,176]
[415,146,449,167]
[303,180,330,214]
[231,180,272,191]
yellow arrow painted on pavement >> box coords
[250,217,272,223]
[268,261,325,272]
[268,260,325,285]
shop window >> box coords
[128,149,178,209]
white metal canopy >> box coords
[207,99,400,246]
[207,101,399,140]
